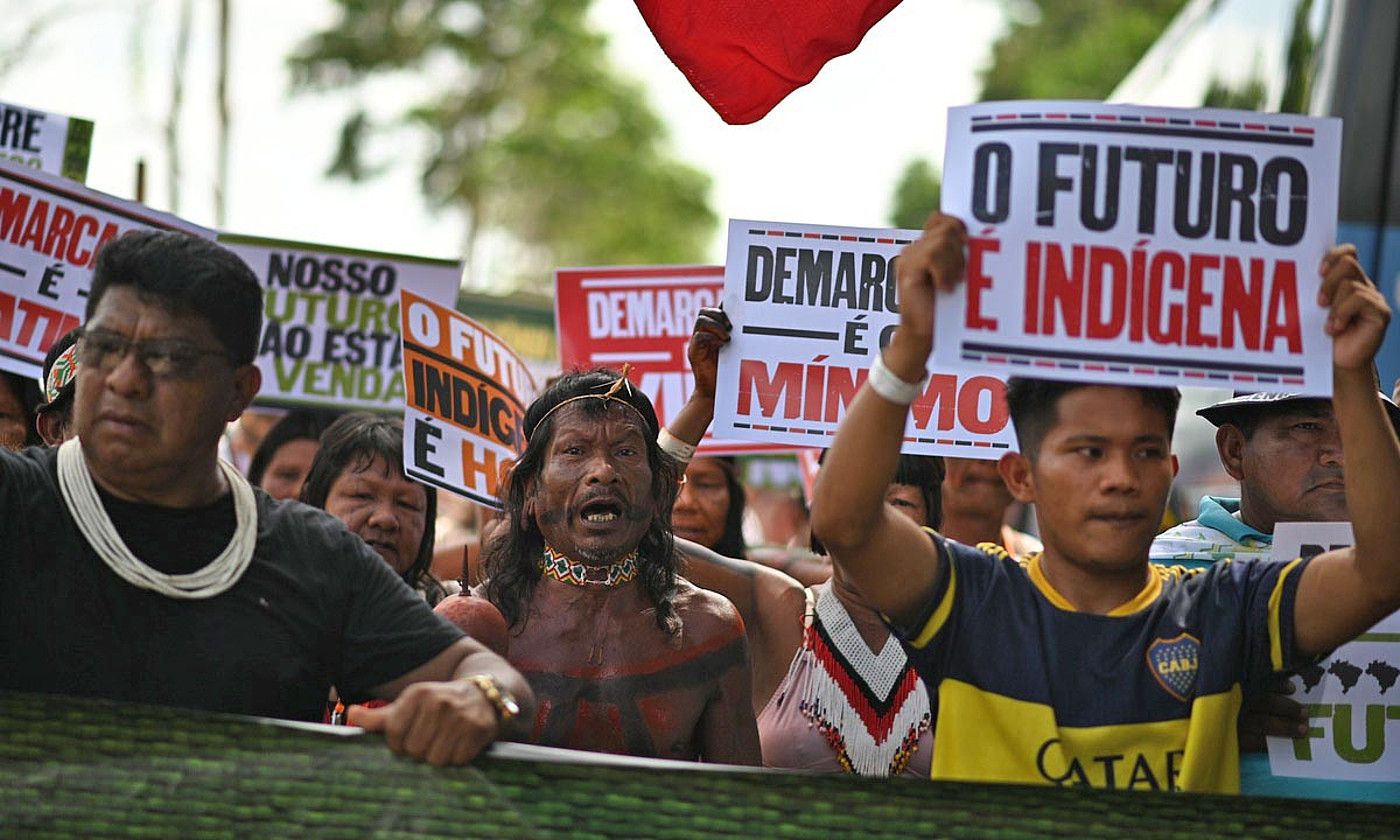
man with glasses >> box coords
[0,231,532,767]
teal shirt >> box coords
[1153,497,1400,803]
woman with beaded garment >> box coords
[666,309,938,777]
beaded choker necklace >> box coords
[539,545,639,588]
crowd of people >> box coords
[1,217,1397,800]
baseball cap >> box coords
[1197,390,1400,429]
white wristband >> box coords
[867,354,927,405]
[657,427,697,463]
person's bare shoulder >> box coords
[671,576,748,646]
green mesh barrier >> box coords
[1,691,1394,837]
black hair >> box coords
[0,371,41,448]
[483,369,683,635]
[247,408,343,487]
[708,456,748,559]
[810,452,945,556]
[87,230,263,365]
[37,327,81,419]
[300,412,443,604]
[893,454,946,532]
[1005,377,1180,459]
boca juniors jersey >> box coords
[892,535,1311,793]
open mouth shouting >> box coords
[580,497,625,527]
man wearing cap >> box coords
[35,328,81,446]
[480,367,761,764]
[1152,388,1400,569]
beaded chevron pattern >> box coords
[539,545,640,588]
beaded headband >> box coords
[527,364,650,441]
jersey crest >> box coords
[1146,633,1201,702]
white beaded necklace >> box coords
[57,437,257,599]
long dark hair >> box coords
[246,408,341,487]
[707,456,748,559]
[483,370,683,636]
[300,412,443,604]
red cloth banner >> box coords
[634,0,905,124]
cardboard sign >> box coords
[556,264,785,455]
[222,234,461,412]
[0,99,93,182]
[1266,522,1400,783]
[399,290,537,508]
[713,219,1016,459]
[936,101,1341,395]
[0,160,212,379]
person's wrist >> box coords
[461,673,519,728]
[882,330,932,383]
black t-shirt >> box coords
[0,446,463,721]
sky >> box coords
[1,0,1006,282]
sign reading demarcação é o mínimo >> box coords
[400,291,537,509]
[713,219,1016,459]
[0,99,94,183]
[0,160,212,380]
[221,234,461,413]
[1267,522,1400,785]
[556,264,790,456]
[935,101,1341,396]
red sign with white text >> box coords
[556,265,792,455]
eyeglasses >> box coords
[78,328,234,380]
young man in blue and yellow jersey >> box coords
[810,213,1400,794]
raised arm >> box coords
[1292,245,1400,656]
[666,306,731,447]
[810,214,967,627]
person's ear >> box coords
[228,364,262,422]
[1171,453,1180,478]
[36,411,66,447]
[998,451,1035,504]
[1216,425,1246,481]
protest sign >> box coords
[222,234,460,413]
[556,264,786,455]
[0,160,211,380]
[0,99,93,182]
[1266,522,1400,783]
[399,290,537,508]
[712,219,1017,458]
[936,101,1341,395]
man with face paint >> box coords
[480,368,760,764]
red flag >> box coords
[635,0,905,125]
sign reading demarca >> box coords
[1267,522,1400,786]
[222,234,461,413]
[0,99,94,182]
[935,101,1341,395]
[713,219,1016,459]
[556,264,787,455]
[400,290,537,508]
[0,160,212,380]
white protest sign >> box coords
[0,99,94,182]
[0,160,212,380]
[400,291,538,508]
[713,219,1017,458]
[936,101,1341,395]
[1266,522,1400,783]
[222,234,461,413]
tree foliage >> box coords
[979,0,1189,101]
[889,158,941,230]
[289,0,715,288]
